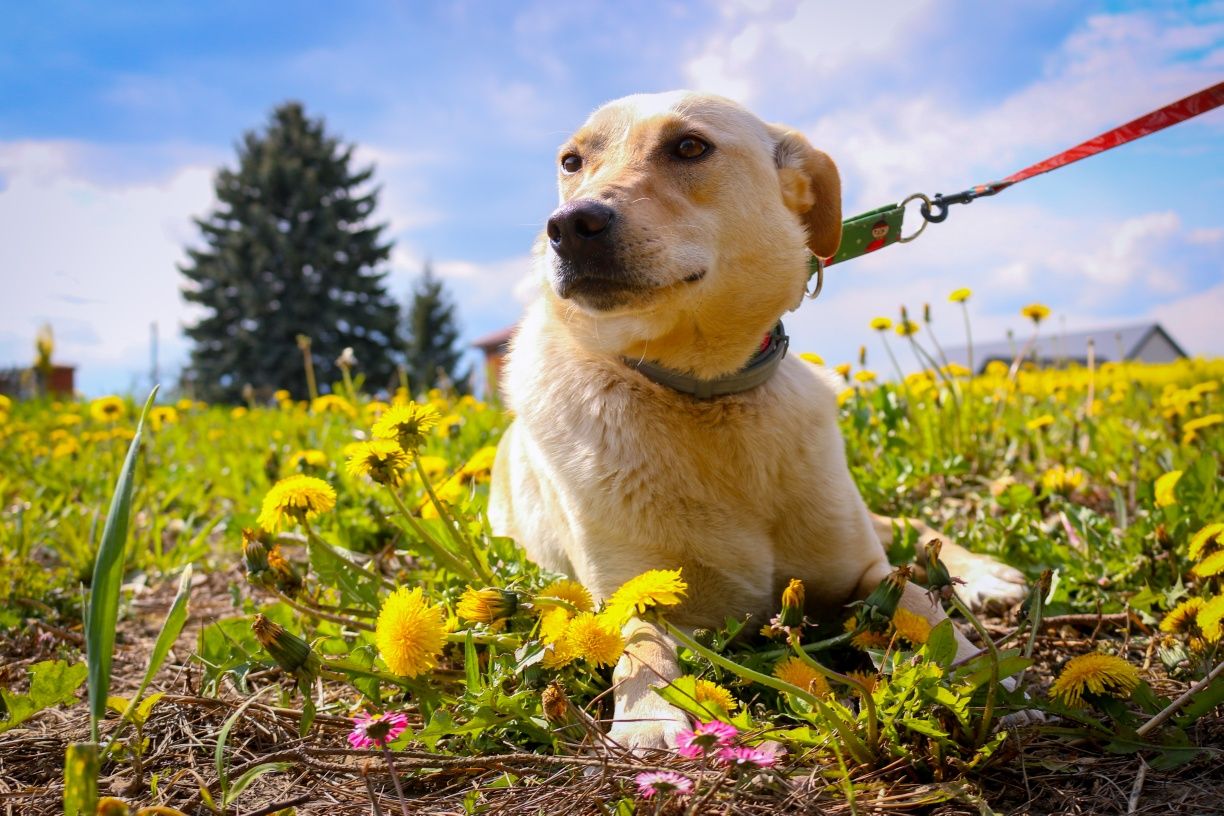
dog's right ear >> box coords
[767,125,842,259]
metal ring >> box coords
[897,193,931,243]
[806,254,824,299]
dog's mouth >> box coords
[553,256,707,311]
[682,270,706,284]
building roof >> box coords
[471,325,515,351]
[943,322,1187,372]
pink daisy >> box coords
[675,720,738,759]
[348,711,409,749]
[717,744,782,769]
[635,771,693,799]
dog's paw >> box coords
[607,715,690,755]
[953,554,1027,612]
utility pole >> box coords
[150,321,159,388]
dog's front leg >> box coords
[606,617,690,753]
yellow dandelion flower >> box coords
[257,474,337,532]
[1021,303,1051,324]
[55,413,83,427]
[1183,413,1223,445]
[0,394,10,412]
[854,369,877,383]
[602,569,687,625]
[1160,597,1205,635]
[891,608,931,645]
[539,607,572,644]
[457,587,518,624]
[1154,470,1183,508]
[372,402,440,452]
[834,363,852,379]
[846,670,878,695]
[1041,465,1085,494]
[363,400,391,422]
[287,449,328,471]
[949,287,972,303]
[1193,550,1224,579]
[941,363,972,378]
[985,360,1009,377]
[1026,414,1054,431]
[416,455,449,479]
[230,406,248,419]
[895,320,919,337]
[89,396,126,423]
[560,613,624,667]
[345,439,410,486]
[1197,596,1224,642]
[1049,653,1141,707]
[375,586,447,677]
[1189,523,1224,562]
[870,317,892,331]
[693,678,738,713]
[273,389,292,403]
[773,656,831,697]
[311,394,357,418]
[459,446,499,482]
[539,579,594,613]
[52,439,80,459]
[799,352,824,366]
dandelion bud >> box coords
[858,345,867,366]
[296,334,312,351]
[267,543,304,596]
[336,347,358,369]
[923,538,955,596]
[923,303,931,324]
[252,614,321,682]
[96,798,132,816]
[457,587,519,624]
[541,681,570,724]
[858,564,910,628]
[778,578,805,629]
[242,528,272,586]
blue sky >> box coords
[1,1,1221,395]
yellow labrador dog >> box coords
[490,91,1026,750]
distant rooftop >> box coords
[944,322,1187,373]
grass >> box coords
[1,309,1223,815]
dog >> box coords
[489,91,1027,750]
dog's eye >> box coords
[560,154,583,174]
[674,137,709,160]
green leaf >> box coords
[224,761,291,806]
[120,565,193,726]
[86,387,158,742]
[899,717,949,739]
[216,687,273,798]
[922,619,957,667]
[308,536,379,608]
[0,660,88,733]
[1173,671,1224,727]
[63,742,99,816]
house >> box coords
[471,325,515,396]
[944,323,1187,374]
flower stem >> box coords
[949,593,1000,746]
[303,524,396,590]
[384,488,479,582]
[380,745,412,816]
[413,457,493,584]
[787,631,879,755]
[273,588,373,632]
[660,621,821,706]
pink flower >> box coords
[717,744,782,769]
[675,720,738,758]
[348,711,409,749]
[635,771,693,799]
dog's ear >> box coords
[767,125,842,259]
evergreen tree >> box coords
[180,102,401,402]
[403,263,470,394]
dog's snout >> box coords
[547,199,616,260]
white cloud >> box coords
[1148,280,1224,359]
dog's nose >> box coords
[547,199,615,260]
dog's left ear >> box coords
[767,125,842,259]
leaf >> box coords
[308,536,379,608]
[1173,671,1224,727]
[86,387,158,741]
[923,619,957,667]
[121,565,193,726]
[215,687,273,798]
[63,742,99,816]
[224,761,291,806]
[900,717,949,739]
[0,660,88,733]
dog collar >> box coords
[624,322,789,399]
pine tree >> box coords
[180,102,401,402]
[403,263,470,394]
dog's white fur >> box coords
[490,91,1025,750]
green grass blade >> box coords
[63,742,99,816]
[85,386,158,742]
[117,564,193,729]
[215,686,273,799]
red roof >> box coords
[471,325,515,351]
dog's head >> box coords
[540,90,841,377]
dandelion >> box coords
[773,656,831,696]
[375,587,448,677]
[676,720,738,758]
[717,744,781,769]
[985,360,1009,377]
[834,363,852,379]
[457,587,518,624]
[373,402,440,452]
[348,711,409,749]
[635,771,693,799]
[854,369,877,383]
[287,449,328,471]
[870,317,893,331]
[1193,550,1224,578]
[857,564,910,628]
[558,612,624,667]
[1183,413,1223,444]
[1197,596,1224,642]
[1154,470,1183,508]
[273,389,292,403]
[539,607,572,644]
[1041,465,1085,494]
[693,679,738,713]
[363,400,391,422]
[89,396,126,423]
[230,406,248,419]
[1026,414,1054,431]
[1049,653,1141,707]
[538,578,594,613]
[1160,597,1205,635]
[346,439,411,486]
[252,614,321,682]
[1189,523,1224,561]
[257,474,337,532]
[891,608,931,645]
[895,320,919,337]
[799,352,824,365]
[949,288,972,303]
[603,568,687,625]
[148,406,179,431]
[311,394,357,418]
[1021,303,1051,324]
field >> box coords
[2,317,1223,815]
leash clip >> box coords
[920,184,1006,224]
[806,254,824,300]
